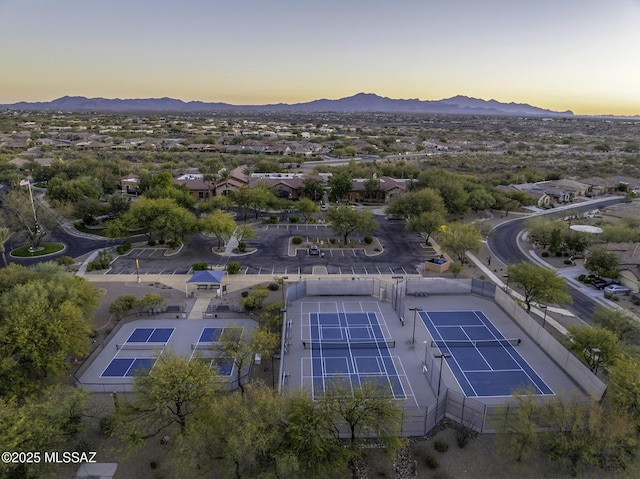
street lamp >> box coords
[539,304,548,329]
[391,275,403,310]
[409,307,423,345]
[590,348,602,374]
[434,353,451,396]
[281,276,288,303]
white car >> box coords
[603,285,631,295]
[309,245,320,255]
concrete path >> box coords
[188,296,211,319]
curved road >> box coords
[488,198,622,321]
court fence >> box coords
[277,277,606,436]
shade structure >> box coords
[186,270,227,296]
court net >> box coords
[303,340,395,349]
[431,338,521,348]
[116,343,166,350]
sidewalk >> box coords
[466,252,569,335]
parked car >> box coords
[603,285,631,295]
[592,278,619,290]
[309,245,320,255]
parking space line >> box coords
[401,267,408,274]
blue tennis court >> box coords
[191,357,235,376]
[198,327,243,343]
[126,327,174,343]
[101,357,156,377]
[306,312,405,399]
[420,310,553,397]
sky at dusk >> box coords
[1,0,639,115]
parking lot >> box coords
[105,219,431,277]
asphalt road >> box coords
[488,197,622,321]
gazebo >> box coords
[186,270,227,297]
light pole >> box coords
[409,307,423,345]
[590,348,602,374]
[434,353,451,396]
[539,304,548,329]
[392,275,403,311]
[281,276,288,303]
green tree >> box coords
[175,384,293,479]
[506,262,572,311]
[525,217,558,249]
[467,189,495,214]
[496,388,539,462]
[125,197,197,244]
[120,352,222,447]
[318,380,402,478]
[294,197,319,223]
[328,171,353,201]
[439,222,482,263]
[608,354,640,427]
[200,209,236,249]
[0,386,87,478]
[301,177,324,201]
[285,389,350,476]
[585,246,619,279]
[0,264,101,398]
[539,397,637,476]
[218,327,258,396]
[0,226,10,267]
[108,294,138,321]
[566,325,620,372]
[406,210,445,244]
[592,306,640,343]
[0,190,51,250]
[384,188,446,220]
[136,293,165,313]
[326,205,378,244]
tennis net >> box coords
[116,342,166,350]
[303,340,395,349]
[431,338,521,348]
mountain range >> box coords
[0,92,574,116]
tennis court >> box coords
[420,310,554,397]
[300,303,415,402]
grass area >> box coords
[11,242,65,257]
[74,221,110,237]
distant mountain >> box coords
[0,93,574,116]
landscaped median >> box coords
[287,235,383,256]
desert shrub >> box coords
[434,439,449,453]
[292,236,303,244]
[100,416,116,436]
[192,262,209,271]
[290,216,300,223]
[329,238,337,244]
[363,236,373,245]
[168,239,180,248]
[578,274,586,282]
[55,255,75,266]
[116,241,132,255]
[555,251,563,257]
[541,251,549,257]
[269,215,278,224]
[423,454,439,469]
[238,241,247,252]
[227,262,241,274]
[268,283,280,291]
[564,259,573,265]
[241,291,249,298]
[240,287,270,311]
[158,239,165,245]
[456,424,472,448]
[148,239,156,246]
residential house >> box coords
[120,174,140,193]
[579,177,618,197]
[604,243,640,293]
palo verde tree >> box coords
[200,209,237,249]
[439,222,482,263]
[118,352,223,449]
[506,262,572,311]
[585,246,619,279]
[326,205,378,244]
[0,263,101,398]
